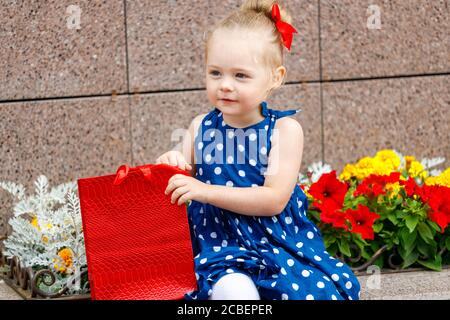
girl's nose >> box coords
[220,78,234,92]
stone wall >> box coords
[1,0,449,235]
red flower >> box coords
[384,172,401,184]
[418,184,438,204]
[344,204,380,240]
[399,177,419,197]
[309,171,348,207]
[428,211,448,233]
[354,180,384,197]
[314,199,348,230]
[424,185,450,233]
[354,172,401,198]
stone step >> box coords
[0,280,22,300]
[1,268,449,300]
[357,267,450,300]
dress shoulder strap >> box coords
[203,108,219,123]
[267,106,302,119]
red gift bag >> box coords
[77,163,197,300]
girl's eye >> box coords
[210,71,220,76]
[236,73,247,79]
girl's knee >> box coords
[209,273,260,300]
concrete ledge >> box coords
[0,280,22,300]
[1,268,449,300]
[357,267,450,300]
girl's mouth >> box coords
[220,99,237,103]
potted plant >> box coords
[0,176,89,299]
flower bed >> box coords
[299,150,450,273]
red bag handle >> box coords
[113,164,153,185]
[113,163,189,186]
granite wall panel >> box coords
[0,96,131,235]
[323,75,450,172]
[320,0,450,80]
[0,0,127,100]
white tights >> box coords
[209,273,261,300]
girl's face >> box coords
[206,28,278,118]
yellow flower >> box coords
[30,216,53,231]
[404,155,416,169]
[385,182,402,200]
[304,188,312,198]
[356,157,376,175]
[53,248,74,274]
[31,216,39,230]
[425,167,450,188]
[377,194,384,205]
[339,150,415,181]
[375,149,400,168]
[371,159,394,176]
[339,164,356,181]
[31,217,52,243]
[350,157,376,180]
[375,150,398,161]
[408,161,428,181]
[340,153,397,181]
[425,176,438,186]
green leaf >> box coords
[372,223,383,233]
[417,255,442,272]
[308,210,321,222]
[417,222,434,244]
[370,241,380,252]
[401,251,419,269]
[416,208,428,219]
[427,220,441,233]
[360,247,372,260]
[446,237,450,251]
[416,238,437,259]
[400,227,417,254]
[396,210,408,219]
[328,243,340,257]
[352,240,365,251]
[387,213,398,225]
[374,255,384,269]
[405,215,419,233]
[338,239,351,257]
[394,196,403,206]
[351,233,368,248]
[398,245,407,260]
[323,234,336,247]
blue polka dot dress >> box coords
[184,101,361,300]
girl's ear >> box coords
[272,66,287,90]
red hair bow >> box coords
[271,3,298,51]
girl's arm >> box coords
[205,117,304,217]
[172,113,207,176]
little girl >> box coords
[157,0,361,300]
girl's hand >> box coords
[165,174,210,205]
[156,150,192,172]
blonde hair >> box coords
[205,0,294,84]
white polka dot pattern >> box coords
[185,103,360,301]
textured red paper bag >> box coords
[77,163,197,300]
